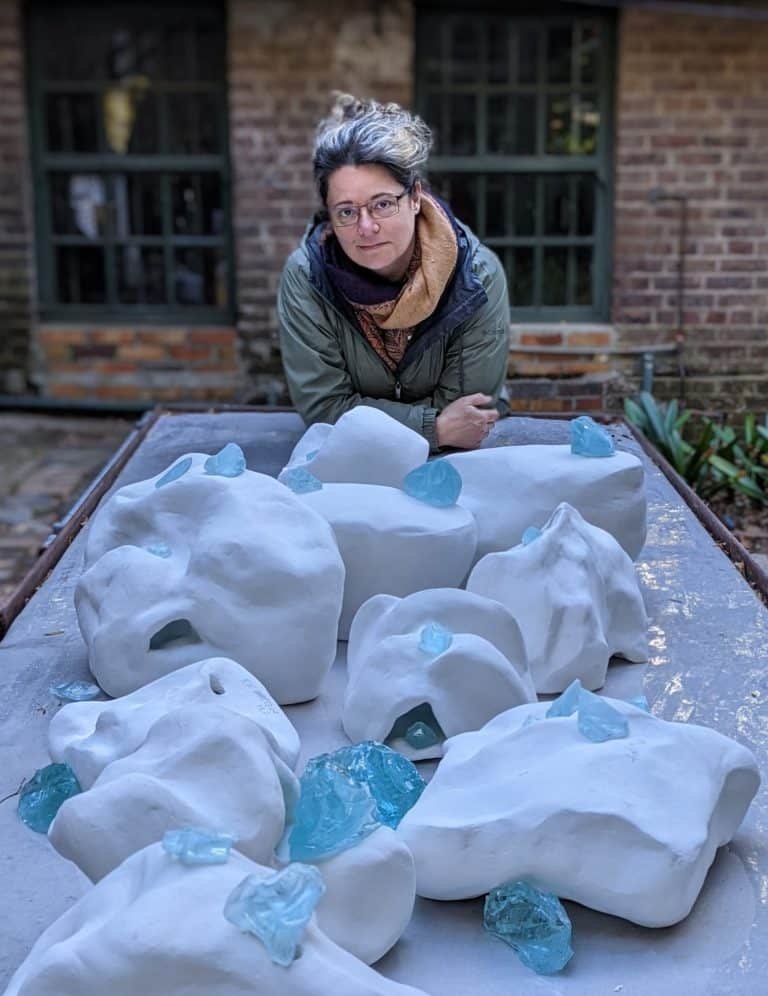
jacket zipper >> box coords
[394,380,402,400]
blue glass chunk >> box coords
[146,542,172,558]
[521,526,542,546]
[484,880,573,975]
[305,449,320,461]
[545,679,583,719]
[163,827,236,865]
[18,763,81,833]
[204,442,246,478]
[279,467,323,494]
[405,721,439,750]
[49,680,101,702]
[288,757,378,861]
[570,415,615,457]
[402,459,462,507]
[419,622,453,655]
[578,689,629,742]
[223,864,325,966]
[155,457,193,488]
[628,694,651,713]
[330,741,426,829]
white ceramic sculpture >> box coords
[49,704,299,882]
[280,407,429,487]
[75,451,345,703]
[445,443,647,561]
[344,590,537,759]
[398,698,760,926]
[48,657,301,788]
[4,844,429,996]
[467,503,648,693]
[297,486,477,639]
[315,827,416,965]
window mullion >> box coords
[161,173,175,306]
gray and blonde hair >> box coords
[313,93,433,204]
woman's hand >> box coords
[435,393,500,449]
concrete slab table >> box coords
[0,411,766,996]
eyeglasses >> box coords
[330,190,411,227]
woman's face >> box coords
[326,164,421,281]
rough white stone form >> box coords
[280,407,429,487]
[49,704,299,882]
[398,698,760,927]
[344,590,536,759]
[5,844,430,996]
[445,443,647,562]
[467,503,648,694]
[298,487,477,639]
[75,452,345,703]
[48,658,301,789]
[315,827,416,965]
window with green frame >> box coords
[416,4,614,320]
[27,1,233,322]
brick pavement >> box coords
[0,414,132,603]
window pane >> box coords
[542,248,568,305]
[487,21,509,84]
[577,176,596,236]
[511,248,534,306]
[432,173,478,231]
[513,176,536,237]
[577,23,601,86]
[172,174,224,236]
[487,95,536,155]
[543,176,571,236]
[546,95,572,154]
[46,94,100,152]
[116,246,166,304]
[57,247,106,303]
[167,93,221,153]
[446,95,477,155]
[518,27,539,85]
[576,247,593,306]
[111,174,163,237]
[575,95,600,155]
[51,174,107,238]
[174,247,227,308]
[485,176,507,238]
[547,26,573,84]
[448,20,480,84]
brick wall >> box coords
[0,0,33,393]
[228,0,413,403]
[613,8,768,411]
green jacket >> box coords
[277,217,510,451]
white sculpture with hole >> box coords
[467,503,648,693]
[344,589,537,759]
[444,443,647,561]
[49,704,299,882]
[48,657,301,788]
[4,844,430,996]
[279,407,429,487]
[398,697,760,926]
[75,450,345,703]
[296,488,477,639]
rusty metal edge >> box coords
[624,418,768,607]
[0,406,163,641]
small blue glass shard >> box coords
[223,864,325,966]
[288,757,379,861]
[628,695,651,713]
[405,721,439,750]
[521,526,542,546]
[305,449,320,461]
[279,467,323,494]
[204,442,246,478]
[570,415,615,457]
[331,741,426,828]
[578,689,629,742]
[163,827,236,865]
[484,879,573,975]
[17,763,82,833]
[419,622,453,655]
[49,680,101,702]
[402,459,462,507]
[155,457,193,488]
[146,542,172,558]
[545,679,583,719]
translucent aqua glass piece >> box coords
[163,827,236,865]
[521,526,542,546]
[17,763,82,833]
[570,415,615,457]
[49,680,101,702]
[484,880,573,975]
[305,449,320,461]
[288,757,378,861]
[223,864,325,967]
[204,442,246,478]
[330,741,426,829]
[419,622,453,655]
[280,467,323,493]
[155,457,193,488]
[405,721,439,750]
[578,689,629,742]
[402,459,462,507]
[146,542,171,558]
[545,679,583,719]
[389,702,446,749]
[628,694,651,712]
